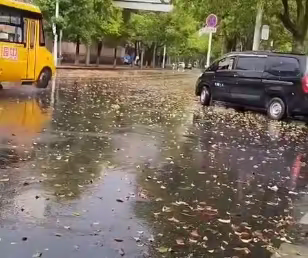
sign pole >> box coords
[206,32,212,68]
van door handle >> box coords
[233,74,238,77]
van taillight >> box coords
[302,75,308,93]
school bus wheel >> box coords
[37,68,52,88]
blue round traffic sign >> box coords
[206,14,218,28]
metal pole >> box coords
[206,32,212,68]
[162,45,166,69]
[53,0,59,66]
[59,30,62,65]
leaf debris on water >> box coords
[168,217,180,223]
[156,246,171,253]
[176,239,185,245]
[218,218,231,224]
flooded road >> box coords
[0,70,308,257]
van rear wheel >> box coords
[267,97,286,120]
[37,68,51,89]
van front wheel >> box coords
[200,86,211,106]
[37,68,51,89]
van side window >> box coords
[267,56,300,77]
[39,20,45,46]
[217,57,235,71]
[0,8,23,43]
[236,57,266,71]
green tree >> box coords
[91,0,123,66]
[276,0,308,52]
[35,0,123,65]
[128,8,199,67]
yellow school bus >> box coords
[0,0,55,89]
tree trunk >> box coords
[162,45,166,69]
[75,37,80,65]
[152,43,156,68]
[113,47,117,68]
[86,44,91,66]
[96,41,103,66]
[292,39,305,53]
[140,48,144,69]
[252,1,263,51]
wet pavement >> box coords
[0,70,308,257]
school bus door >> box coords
[26,19,37,80]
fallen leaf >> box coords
[268,185,279,192]
[176,239,185,245]
[218,218,231,224]
[162,206,171,212]
[190,230,200,238]
[279,237,292,243]
[156,246,170,253]
[234,247,251,254]
[119,248,125,256]
[168,217,180,223]
[148,235,154,242]
[189,238,198,243]
[240,237,252,243]
[114,238,123,242]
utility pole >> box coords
[53,0,59,66]
[252,1,263,51]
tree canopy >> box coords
[34,0,308,65]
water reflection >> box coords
[0,90,51,166]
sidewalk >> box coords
[57,63,165,71]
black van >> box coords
[195,52,308,120]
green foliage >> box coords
[35,0,123,44]
[127,7,204,59]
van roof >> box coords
[0,0,41,14]
[229,51,307,58]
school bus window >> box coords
[39,20,45,46]
[30,21,35,48]
[0,9,23,43]
[23,19,27,44]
